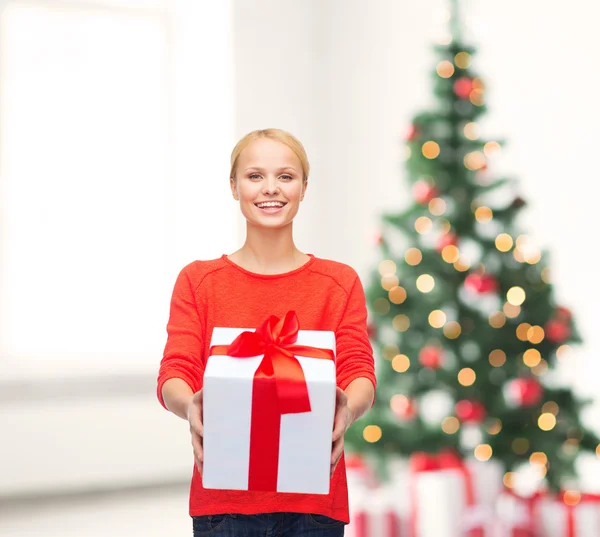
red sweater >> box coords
[157,254,376,523]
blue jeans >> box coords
[192,512,345,536]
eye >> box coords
[280,174,293,180]
[248,173,261,180]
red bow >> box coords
[209,310,334,491]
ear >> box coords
[300,179,308,201]
[230,177,239,201]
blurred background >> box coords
[1,0,598,535]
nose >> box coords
[262,177,279,195]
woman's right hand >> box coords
[186,388,204,474]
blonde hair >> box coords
[230,128,310,183]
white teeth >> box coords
[257,202,284,208]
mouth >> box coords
[254,202,287,214]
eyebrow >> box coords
[244,167,298,173]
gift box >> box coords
[409,450,503,537]
[494,489,541,537]
[347,484,405,537]
[202,310,337,494]
[535,492,600,537]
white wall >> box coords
[2,0,599,498]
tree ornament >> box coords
[545,319,571,343]
[406,124,420,141]
[437,232,458,252]
[511,196,526,209]
[464,272,498,294]
[454,77,473,99]
[556,306,572,321]
[419,345,443,369]
[505,377,543,407]
[413,180,440,204]
[455,400,486,423]
[391,395,418,421]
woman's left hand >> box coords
[331,387,353,477]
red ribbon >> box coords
[502,488,543,537]
[209,310,334,491]
[409,450,482,537]
[561,491,600,537]
[353,510,401,537]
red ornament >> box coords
[506,377,543,407]
[464,273,498,294]
[545,319,571,343]
[391,395,418,421]
[454,77,474,99]
[406,124,419,141]
[419,346,443,369]
[556,306,572,321]
[413,180,440,204]
[436,232,458,252]
[455,400,486,423]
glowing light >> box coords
[523,349,542,367]
[516,323,532,341]
[422,141,441,159]
[381,274,399,291]
[442,417,460,434]
[402,146,412,161]
[527,326,545,344]
[596,444,600,457]
[429,197,447,215]
[532,359,549,376]
[526,250,542,265]
[503,472,514,488]
[391,354,410,373]
[363,425,382,443]
[541,267,551,283]
[378,260,397,276]
[487,419,502,435]
[389,286,407,304]
[538,413,557,431]
[444,321,462,339]
[454,259,471,272]
[474,444,493,461]
[507,286,526,306]
[489,312,506,328]
[390,394,411,414]
[495,233,513,252]
[382,345,400,360]
[564,491,581,506]
[416,274,435,293]
[392,314,410,332]
[458,367,476,386]
[464,122,479,140]
[503,303,521,318]
[475,206,493,223]
[373,297,390,314]
[484,141,502,157]
[512,438,529,454]
[489,350,506,367]
[415,216,433,234]
[556,345,571,361]
[437,61,455,78]
[454,52,472,69]
[442,245,460,263]
[429,310,447,328]
[530,452,548,466]
[542,401,559,415]
[405,248,423,266]
[470,89,485,106]
[464,151,486,171]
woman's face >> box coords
[231,138,307,229]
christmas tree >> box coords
[345,2,598,491]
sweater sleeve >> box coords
[335,273,377,395]
[156,264,205,410]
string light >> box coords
[415,216,433,234]
[474,206,493,223]
[487,419,503,435]
[429,198,446,215]
[464,151,486,171]
[541,267,551,283]
[556,345,571,361]
[422,141,441,159]
[538,413,557,431]
[443,320,462,339]
[512,438,529,454]
[564,491,581,506]
[489,312,506,328]
[416,274,435,293]
[489,349,506,367]
[474,444,493,461]
[429,310,447,328]
[378,260,397,276]
[454,259,471,272]
[495,233,513,252]
[470,88,485,106]
[440,219,452,234]
[596,444,600,457]
[563,439,580,456]
[516,323,531,341]
[405,248,423,266]
[484,141,501,157]
[542,401,559,415]
[391,354,410,373]
[392,314,410,332]
[458,367,476,386]
[390,394,411,414]
[507,286,526,306]
[527,326,545,344]
[389,285,407,304]
[363,425,382,443]
[503,303,521,318]
[373,297,390,314]
[530,452,548,466]
[441,417,460,434]
[523,349,542,367]
[503,472,514,488]
[454,52,472,69]
[532,359,548,376]
[464,122,479,140]
[381,274,399,290]
[436,61,455,78]
[442,245,460,263]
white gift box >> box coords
[347,485,405,537]
[493,489,538,537]
[410,455,503,537]
[202,325,337,494]
[535,494,600,537]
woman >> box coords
[157,128,376,536]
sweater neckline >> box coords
[221,253,316,279]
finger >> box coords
[331,436,344,466]
[335,387,347,406]
[332,414,345,442]
[191,433,204,461]
[189,415,204,438]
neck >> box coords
[231,221,307,274]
